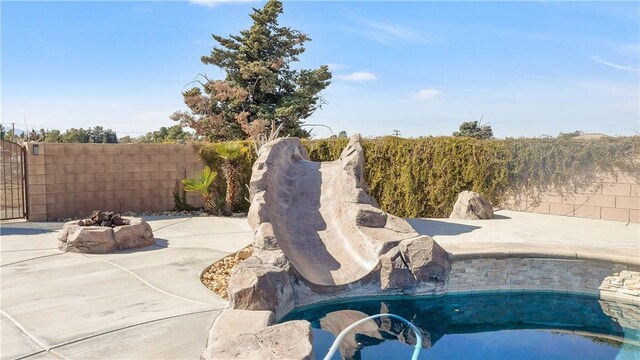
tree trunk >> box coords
[222,162,238,216]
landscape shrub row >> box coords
[197,136,640,217]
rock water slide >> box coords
[228,135,450,318]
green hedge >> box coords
[197,136,640,217]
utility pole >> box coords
[11,122,15,140]
[392,129,401,137]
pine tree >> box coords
[172,0,331,141]
[453,121,494,139]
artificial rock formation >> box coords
[449,190,494,220]
[226,135,450,319]
[58,217,155,253]
[202,320,314,360]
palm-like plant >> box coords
[182,166,217,213]
[214,142,245,216]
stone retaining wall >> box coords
[448,257,639,303]
[25,143,204,221]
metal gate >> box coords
[1,139,27,220]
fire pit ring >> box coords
[58,211,155,253]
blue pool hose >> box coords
[322,313,422,360]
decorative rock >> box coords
[202,320,313,360]
[235,248,252,260]
[58,217,155,254]
[352,204,388,228]
[449,190,494,220]
[380,248,415,290]
[227,261,294,319]
[111,213,127,226]
[113,218,155,250]
[202,246,258,300]
[384,214,416,233]
[398,236,450,282]
[58,223,116,254]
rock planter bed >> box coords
[58,211,155,253]
[202,246,253,299]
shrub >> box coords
[196,141,256,213]
[214,142,249,216]
[198,136,640,217]
[182,166,218,213]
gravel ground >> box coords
[201,246,253,299]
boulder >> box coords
[449,190,494,220]
[113,218,155,250]
[384,213,417,233]
[352,204,388,228]
[58,223,116,254]
[202,320,314,360]
[235,247,253,260]
[380,248,415,290]
[227,260,294,319]
[58,217,155,254]
[398,236,450,282]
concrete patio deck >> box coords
[408,210,640,266]
[1,211,638,360]
[1,216,253,360]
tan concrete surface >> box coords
[0,216,252,360]
[408,210,640,266]
[1,314,44,360]
[52,310,221,360]
[3,210,638,359]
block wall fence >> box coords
[504,171,639,223]
[22,142,640,222]
[25,143,204,221]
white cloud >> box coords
[592,56,640,73]
[346,14,438,48]
[336,72,377,81]
[616,43,640,55]
[364,21,436,46]
[189,0,257,8]
[414,88,441,100]
[327,63,348,71]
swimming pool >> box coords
[281,292,640,359]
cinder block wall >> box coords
[25,143,204,221]
[23,142,639,223]
[504,171,639,223]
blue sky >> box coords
[2,1,639,138]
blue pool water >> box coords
[280,292,640,359]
